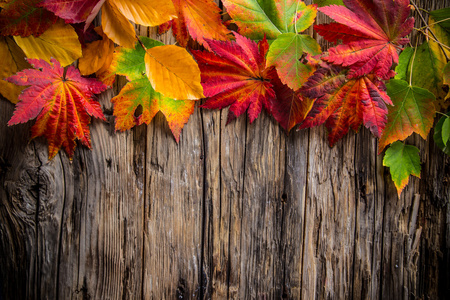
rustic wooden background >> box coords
[1,0,449,299]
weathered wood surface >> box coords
[0,0,449,299]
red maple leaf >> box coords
[7,58,107,159]
[0,0,58,37]
[192,33,275,124]
[299,65,392,146]
[315,0,414,79]
[159,0,231,50]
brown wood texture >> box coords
[0,0,449,299]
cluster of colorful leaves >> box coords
[1,0,450,197]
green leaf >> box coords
[222,0,317,40]
[378,79,436,153]
[444,62,450,100]
[314,0,343,7]
[434,113,450,155]
[383,141,421,197]
[443,117,450,145]
[394,42,447,100]
[112,37,164,81]
[266,33,321,90]
[395,47,414,81]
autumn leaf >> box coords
[0,0,58,37]
[111,36,196,141]
[112,0,176,27]
[78,26,115,76]
[299,65,392,146]
[268,67,314,132]
[383,141,421,197]
[378,79,436,153]
[222,0,317,40]
[159,0,231,50]
[192,33,276,123]
[14,19,82,67]
[100,0,176,48]
[444,62,450,101]
[144,45,204,100]
[315,0,414,79]
[266,33,321,90]
[0,37,30,103]
[6,58,107,159]
[101,0,136,48]
[40,0,104,24]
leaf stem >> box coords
[136,35,147,51]
[409,40,418,86]
[410,0,449,61]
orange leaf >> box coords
[102,0,136,48]
[111,0,176,27]
[144,45,204,100]
[79,27,115,75]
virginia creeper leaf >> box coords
[443,118,450,146]
[315,0,414,79]
[79,27,114,76]
[434,113,450,156]
[14,19,82,67]
[101,0,136,48]
[378,79,436,153]
[299,66,392,146]
[40,0,103,23]
[0,37,30,103]
[6,58,107,159]
[111,37,196,141]
[192,33,276,123]
[222,0,317,40]
[159,0,231,50]
[266,33,321,90]
[144,45,204,100]
[395,43,447,102]
[111,0,176,27]
[383,141,421,197]
[0,0,58,37]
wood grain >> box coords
[0,1,449,299]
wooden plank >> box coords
[301,126,357,299]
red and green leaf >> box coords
[383,141,421,197]
[0,0,58,37]
[222,0,317,40]
[111,36,196,141]
[378,79,436,153]
[315,0,414,79]
[159,0,231,50]
[6,58,107,159]
[266,32,321,90]
[299,65,391,146]
[192,33,275,124]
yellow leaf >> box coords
[112,0,176,27]
[13,19,82,67]
[79,27,115,75]
[144,45,204,100]
[102,0,136,48]
[0,37,30,103]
